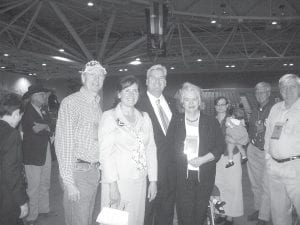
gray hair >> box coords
[255,82,271,91]
[146,64,167,78]
[179,82,203,105]
[279,74,300,88]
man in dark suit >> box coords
[136,64,176,225]
[0,92,28,225]
[21,85,54,225]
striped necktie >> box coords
[156,99,170,134]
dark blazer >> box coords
[168,113,224,184]
[22,103,53,166]
[136,93,177,184]
[0,120,28,221]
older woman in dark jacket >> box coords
[168,82,224,225]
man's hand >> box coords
[19,202,29,218]
[109,182,121,207]
[147,181,157,202]
[65,183,80,202]
[188,157,204,168]
[32,122,50,133]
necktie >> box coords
[156,99,170,134]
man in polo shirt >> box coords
[247,82,273,225]
[55,60,106,225]
[264,74,300,225]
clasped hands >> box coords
[188,156,204,168]
[33,122,50,133]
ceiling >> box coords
[0,0,299,79]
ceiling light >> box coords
[124,68,128,71]
[211,19,217,24]
[1,66,5,69]
[42,63,47,66]
[3,53,9,57]
[170,67,175,70]
[28,73,32,76]
[289,63,294,66]
[231,65,236,68]
[51,56,74,62]
[87,1,94,7]
[59,48,65,52]
[135,58,140,61]
[119,69,123,72]
[283,63,288,66]
[33,73,37,76]
[129,60,141,65]
[271,21,278,25]
[225,65,230,68]
[197,59,202,62]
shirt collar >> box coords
[147,91,165,104]
[80,87,100,103]
[279,97,300,110]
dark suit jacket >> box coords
[22,103,53,166]
[136,93,177,184]
[167,113,224,184]
[0,120,28,219]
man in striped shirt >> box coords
[55,60,106,225]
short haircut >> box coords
[179,82,203,105]
[116,75,140,93]
[279,74,300,88]
[214,96,229,106]
[0,92,24,117]
[146,64,167,78]
[255,82,271,91]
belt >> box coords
[272,155,300,163]
[76,159,100,167]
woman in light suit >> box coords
[98,75,157,225]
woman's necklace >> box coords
[185,117,199,123]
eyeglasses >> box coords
[215,103,227,107]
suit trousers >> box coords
[63,166,100,225]
[267,158,300,225]
[247,143,270,221]
[24,145,51,221]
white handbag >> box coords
[96,207,129,225]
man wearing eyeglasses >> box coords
[55,60,106,225]
[247,82,273,225]
[264,74,300,225]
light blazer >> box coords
[98,104,157,183]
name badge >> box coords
[271,122,284,140]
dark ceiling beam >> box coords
[104,35,147,63]
[57,2,95,23]
[0,0,32,14]
[177,24,188,67]
[182,23,215,60]
[217,24,237,58]
[0,0,38,36]
[239,28,249,57]
[285,0,300,16]
[182,0,199,12]
[242,24,282,57]
[224,0,241,16]
[17,0,43,49]
[48,1,93,60]
[242,0,261,16]
[34,23,83,59]
[98,9,116,62]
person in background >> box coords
[167,82,223,225]
[98,75,157,225]
[55,60,106,225]
[264,74,300,225]
[214,96,244,225]
[136,64,176,225]
[247,82,273,225]
[224,107,249,168]
[0,92,28,225]
[21,84,54,225]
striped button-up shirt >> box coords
[55,87,102,185]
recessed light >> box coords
[119,69,123,72]
[211,19,217,24]
[59,48,64,52]
[197,59,202,62]
[289,63,294,66]
[42,63,47,66]
[170,67,175,70]
[135,58,140,61]
[33,73,37,76]
[124,68,128,71]
[271,21,278,25]
[225,65,230,68]
[3,53,9,57]
[231,65,236,68]
[1,66,5,69]
[51,56,74,62]
[283,63,288,66]
[129,60,141,65]
[28,73,32,76]
[87,1,94,6]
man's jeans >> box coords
[63,166,100,225]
